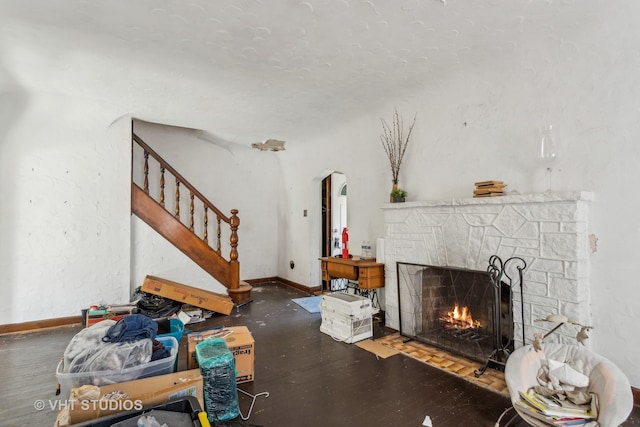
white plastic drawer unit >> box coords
[320,292,372,318]
[320,293,373,343]
[320,312,373,343]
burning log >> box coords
[440,303,481,329]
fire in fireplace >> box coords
[441,303,481,330]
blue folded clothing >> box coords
[151,339,170,361]
[102,314,158,343]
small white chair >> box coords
[504,343,633,427]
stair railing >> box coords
[131,132,239,286]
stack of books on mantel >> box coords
[515,390,598,426]
[473,180,506,197]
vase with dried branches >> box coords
[380,108,416,202]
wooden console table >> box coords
[319,256,385,292]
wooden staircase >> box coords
[131,132,252,304]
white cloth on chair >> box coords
[504,343,633,427]
[536,358,590,390]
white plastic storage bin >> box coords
[320,311,373,343]
[56,335,178,395]
[320,292,372,318]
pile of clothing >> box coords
[61,314,171,385]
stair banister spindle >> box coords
[203,206,209,243]
[160,166,165,207]
[143,151,149,194]
[216,218,222,254]
[189,191,195,232]
[175,179,180,220]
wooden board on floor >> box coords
[356,339,400,358]
[141,275,234,315]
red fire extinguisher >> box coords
[341,227,349,259]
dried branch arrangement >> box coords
[380,108,417,184]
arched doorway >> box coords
[321,172,347,289]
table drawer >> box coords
[358,274,384,289]
[357,264,384,278]
[326,263,359,280]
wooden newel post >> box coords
[229,209,240,262]
[227,211,250,303]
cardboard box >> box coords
[55,369,203,426]
[141,275,234,315]
[187,326,255,383]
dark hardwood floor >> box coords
[0,282,638,427]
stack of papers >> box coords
[516,390,598,426]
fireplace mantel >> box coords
[381,191,593,209]
[381,191,594,348]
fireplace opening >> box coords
[396,258,524,372]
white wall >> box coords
[403,7,640,387]
[0,92,131,323]
[276,116,390,290]
[275,4,640,387]
[131,121,281,294]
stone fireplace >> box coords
[381,191,593,350]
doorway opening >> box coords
[321,172,347,289]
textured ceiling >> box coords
[0,0,601,145]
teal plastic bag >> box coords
[196,337,239,422]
